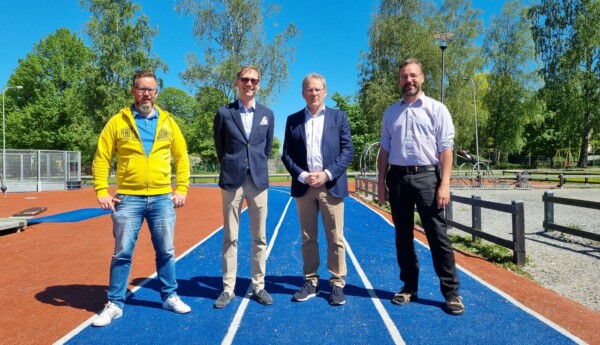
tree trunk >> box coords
[577,119,593,168]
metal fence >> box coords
[0,149,81,192]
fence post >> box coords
[371,178,377,200]
[559,174,564,188]
[512,200,526,265]
[543,191,554,232]
[446,192,454,229]
[472,195,481,242]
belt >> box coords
[390,165,437,173]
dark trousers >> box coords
[386,168,460,299]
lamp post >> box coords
[433,32,454,104]
[463,77,480,176]
[2,85,23,195]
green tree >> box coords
[175,0,299,105]
[81,0,167,128]
[481,1,541,163]
[192,86,228,162]
[270,136,280,159]
[528,0,600,167]
[358,0,483,152]
[156,87,198,151]
[5,28,98,162]
[332,92,377,170]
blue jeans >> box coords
[107,193,178,308]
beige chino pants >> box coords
[295,185,347,287]
[221,174,268,293]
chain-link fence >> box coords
[0,149,81,192]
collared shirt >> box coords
[298,105,332,183]
[132,106,158,157]
[238,99,255,139]
[305,106,326,172]
[380,93,455,166]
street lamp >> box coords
[433,32,454,104]
[463,77,480,176]
[2,85,24,195]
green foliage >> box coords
[528,0,600,167]
[449,235,531,276]
[358,0,484,151]
[6,28,98,162]
[175,0,299,105]
[482,1,540,163]
[81,0,167,127]
[270,136,280,159]
[331,92,378,170]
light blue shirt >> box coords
[132,107,158,157]
[238,99,255,139]
[380,93,455,166]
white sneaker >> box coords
[162,295,191,314]
[92,301,123,327]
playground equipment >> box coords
[552,148,575,169]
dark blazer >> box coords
[281,107,354,198]
[213,100,274,190]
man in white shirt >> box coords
[281,73,354,306]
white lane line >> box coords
[346,241,406,345]
[349,195,585,345]
[54,223,226,345]
[221,192,293,345]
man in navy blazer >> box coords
[281,73,354,306]
[213,66,274,309]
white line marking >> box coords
[350,195,586,344]
[54,223,230,345]
[221,192,293,345]
[346,242,406,345]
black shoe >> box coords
[391,290,418,305]
[446,295,464,315]
[253,289,273,306]
[292,281,319,301]
[214,291,234,309]
[328,285,346,306]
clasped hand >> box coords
[305,171,329,188]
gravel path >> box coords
[448,188,600,313]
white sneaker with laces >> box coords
[162,295,191,314]
[92,301,123,327]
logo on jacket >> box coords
[119,127,137,140]
[259,116,269,126]
[157,128,173,141]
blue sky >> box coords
[0,0,510,143]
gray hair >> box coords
[302,73,327,90]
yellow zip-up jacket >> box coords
[92,105,190,198]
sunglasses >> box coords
[239,77,259,86]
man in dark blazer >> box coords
[281,73,354,306]
[213,66,274,309]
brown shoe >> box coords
[391,290,418,305]
[446,296,465,315]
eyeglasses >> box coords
[400,73,423,81]
[303,88,324,94]
[239,77,259,86]
[134,87,158,94]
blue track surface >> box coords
[28,208,111,224]
[59,186,582,344]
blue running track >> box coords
[57,186,584,344]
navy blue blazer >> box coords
[281,107,354,198]
[213,100,274,190]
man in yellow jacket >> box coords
[91,70,191,327]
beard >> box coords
[136,101,154,114]
[403,82,421,96]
